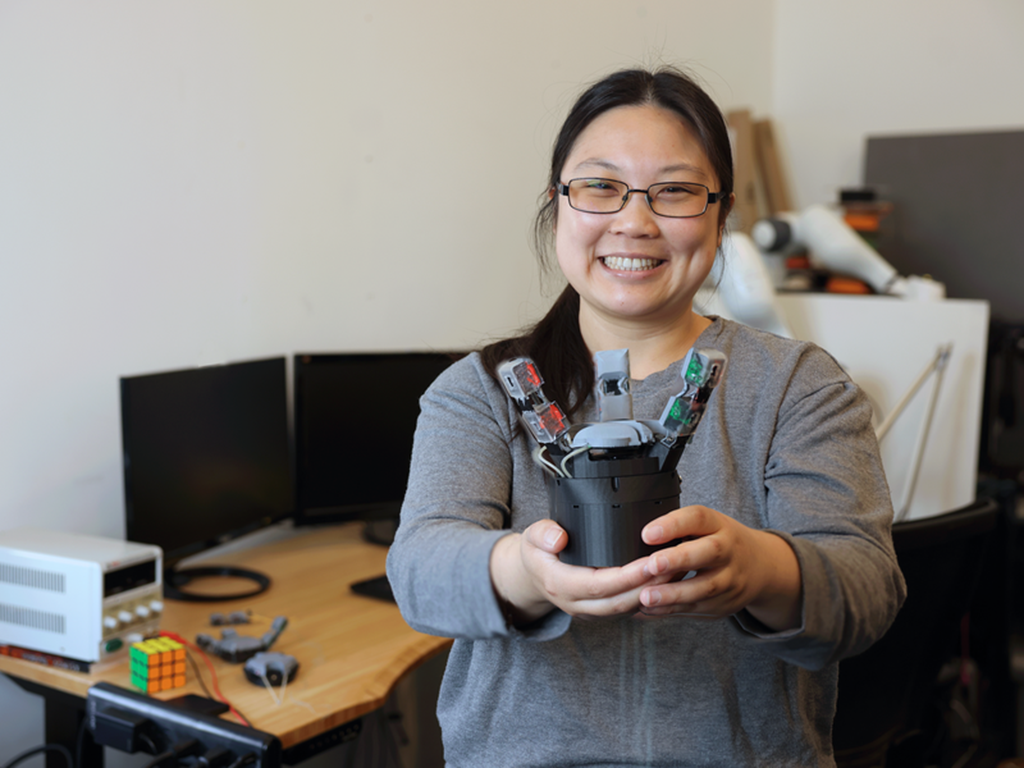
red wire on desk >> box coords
[159,630,251,727]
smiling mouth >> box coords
[601,255,663,272]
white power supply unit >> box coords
[0,528,163,662]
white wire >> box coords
[560,445,591,478]
[260,671,281,706]
[255,656,321,716]
[288,696,319,714]
[532,445,564,477]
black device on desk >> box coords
[120,357,293,601]
[292,351,462,536]
[87,682,280,766]
[350,574,394,603]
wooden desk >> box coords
[0,522,451,762]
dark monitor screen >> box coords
[121,357,293,566]
[293,351,462,526]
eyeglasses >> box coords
[556,177,726,218]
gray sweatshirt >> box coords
[387,317,906,767]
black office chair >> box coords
[832,497,1001,768]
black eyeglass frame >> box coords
[556,177,727,219]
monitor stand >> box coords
[163,564,271,602]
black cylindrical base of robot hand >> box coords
[548,470,681,567]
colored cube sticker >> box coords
[130,637,187,694]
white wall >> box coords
[0,1,775,760]
[2,0,1021,759]
[773,0,1024,207]
[0,1,775,543]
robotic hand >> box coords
[498,347,724,475]
[497,348,725,566]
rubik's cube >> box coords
[130,637,187,694]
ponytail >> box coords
[479,285,594,420]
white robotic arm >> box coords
[702,231,794,337]
[703,205,945,339]
[752,204,909,296]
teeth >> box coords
[602,256,659,271]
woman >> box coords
[387,66,906,767]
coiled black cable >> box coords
[1,744,74,768]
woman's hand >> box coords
[490,519,671,626]
[638,505,803,631]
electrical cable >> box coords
[145,739,199,768]
[259,670,281,706]
[163,565,270,602]
[1,744,74,768]
[159,630,251,727]
[195,748,231,768]
[140,733,159,754]
[251,652,317,714]
[184,647,215,701]
[224,754,257,768]
[560,444,590,477]
[75,715,90,768]
[162,629,248,724]
[532,445,564,477]
[139,750,176,768]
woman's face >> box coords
[554,104,725,331]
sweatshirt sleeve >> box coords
[386,354,532,640]
[733,345,908,669]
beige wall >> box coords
[0,2,775,758]
[1,0,1021,760]
[773,0,1024,207]
[0,1,774,540]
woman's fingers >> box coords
[636,506,759,618]
[518,520,667,617]
[642,505,718,546]
[638,568,740,616]
[522,519,568,554]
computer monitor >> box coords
[120,357,292,600]
[293,352,462,531]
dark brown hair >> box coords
[481,66,734,417]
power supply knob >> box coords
[149,600,164,614]
[103,616,119,630]
[118,610,133,624]
[135,605,151,619]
